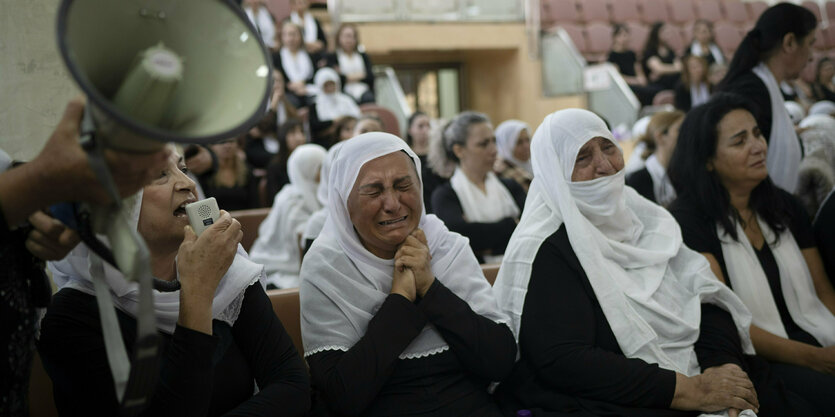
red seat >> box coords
[668,0,696,25]
[824,26,835,50]
[559,23,588,53]
[746,1,768,21]
[580,0,610,23]
[267,288,303,357]
[695,0,723,21]
[661,24,686,56]
[625,22,650,55]
[802,1,823,23]
[609,0,641,22]
[814,28,829,52]
[359,103,402,137]
[722,0,750,24]
[586,23,614,61]
[828,2,835,25]
[542,0,581,26]
[265,0,291,23]
[714,22,743,58]
[230,207,271,252]
[639,0,670,24]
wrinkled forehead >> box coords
[352,151,418,189]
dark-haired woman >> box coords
[406,111,445,213]
[687,20,725,67]
[669,93,835,415]
[642,23,681,94]
[266,119,308,201]
[674,55,711,112]
[428,111,525,262]
[625,110,684,206]
[717,3,818,193]
[608,23,655,106]
[326,23,376,104]
[811,57,835,103]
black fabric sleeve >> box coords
[626,168,656,204]
[430,184,518,254]
[225,284,310,417]
[244,134,275,170]
[308,104,334,137]
[417,280,517,381]
[38,289,221,417]
[518,231,677,408]
[669,199,720,256]
[783,190,816,249]
[307,294,427,416]
[694,304,745,371]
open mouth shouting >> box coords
[173,197,197,218]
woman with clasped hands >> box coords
[300,132,516,416]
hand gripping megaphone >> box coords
[54,1,272,414]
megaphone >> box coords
[51,2,273,414]
[57,0,273,153]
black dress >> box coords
[670,191,835,415]
[198,169,262,211]
[495,226,819,417]
[430,179,526,259]
[272,50,316,109]
[607,50,657,106]
[38,284,310,417]
[306,280,516,417]
[642,48,680,91]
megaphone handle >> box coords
[79,108,122,209]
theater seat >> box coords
[746,1,768,21]
[29,352,59,417]
[481,263,501,286]
[639,0,670,24]
[695,0,722,21]
[802,1,823,23]
[359,103,402,137]
[230,207,271,252]
[267,288,304,357]
[722,0,750,24]
[609,0,641,23]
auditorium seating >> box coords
[268,288,304,357]
[359,103,402,137]
[230,207,271,252]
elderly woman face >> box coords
[347,152,422,259]
[710,109,768,189]
[571,137,624,182]
[138,149,198,250]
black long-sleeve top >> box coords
[38,284,310,417]
[430,179,525,257]
[496,226,748,417]
[306,279,516,417]
[626,166,656,204]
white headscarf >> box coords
[49,191,264,334]
[809,100,835,117]
[450,168,520,224]
[290,10,318,44]
[314,67,361,122]
[784,101,805,125]
[625,116,651,175]
[302,142,344,245]
[690,41,725,65]
[493,109,754,377]
[752,63,801,193]
[250,144,326,288]
[495,120,533,175]
[300,132,509,358]
[244,4,277,49]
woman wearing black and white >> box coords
[326,23,376,104]
[273,22,316,108]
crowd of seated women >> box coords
[24,3,835,417]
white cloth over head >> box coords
[495,120,533,175]
[290,10,318,44]
[718,219,835,346]
[690,83,711,108]
[493,108,754,378]
[300,132,509,358]
[752,62,802,193]
[279,47,314,84]
[49,191,264,334]
[809,100,835,117]
[250,144,327,288]
[302,142,344,245]
[314,67,361,122]
[784,101,805,125]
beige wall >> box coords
[0,0,78,161]
[358,22,585,130]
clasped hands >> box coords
[390,228,434,302]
